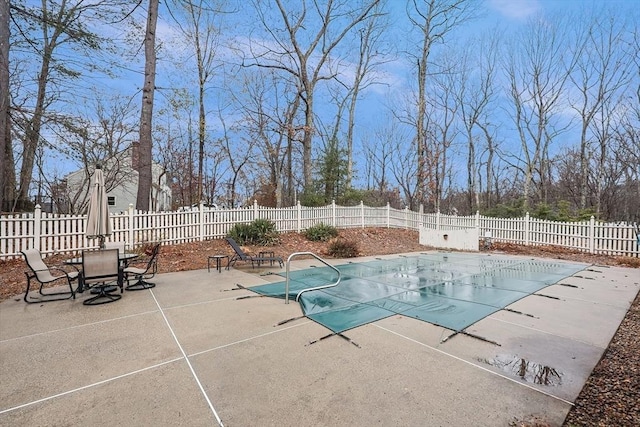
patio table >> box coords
[208,255,229,273]
[65,252,138,267]
[65,253,138,294]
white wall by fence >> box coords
[419,227,480,251]
[1,201,638,259]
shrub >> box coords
[250,218,280,246]
[304,223,339,242]
[327,239,359,258]
[298,190,327,207]
[227,223,254,245]
[227,218,280,246]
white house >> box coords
[62,143,172,214]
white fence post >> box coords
[34,204,42,251]
[436,211,441,231]
[404,206,409,229]
[128,204,135,248]
[297,201,301,232]
[360,201,365,228]
[525,212,530,246]
[198,201,205,242]
[475,210,480,235]
[253,199,258,220]
[589,215,595,254]
[332,200,336,227]
[387,203,390,228]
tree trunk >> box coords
[136,0,159,211]
[466,129,476,212]
[480,124,494,209]
[0,0,9,211]
[302,89,313,189]
[198,80,205,202]
[416,55,427,209]
[18,42,53,210]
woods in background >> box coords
[1,0,638,223]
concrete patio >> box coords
[1,251,638,426]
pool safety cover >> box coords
[249,253,587,334]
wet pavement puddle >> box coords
[479,354,563,386]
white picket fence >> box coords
[1,201,638,259]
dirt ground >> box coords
[1,227,638,426]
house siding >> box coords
[63,145,172,214]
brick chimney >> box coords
[131,141,140,171]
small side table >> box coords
[208,255,229,273]
[258,251,275,267]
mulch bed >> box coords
[562,290,640,426]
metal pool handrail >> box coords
[285,252,341,304]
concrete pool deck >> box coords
[1,251,638,426]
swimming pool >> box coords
[250,253,587,334]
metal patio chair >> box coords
[225,237,284,269]
[104,241,127,253]
[80,248,124,305]
[104,241,135,267]
[21,249,79,304]
[123,242,160,290]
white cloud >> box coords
[487,0,541,19]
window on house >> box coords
[107,196,116,206]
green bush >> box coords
[327,239,359,258]
[482,198,525,218]
[298,189,328,207]
[250,218,280,246]
[227,223,253,244]
[304,223,339,242]
[227,218,280,246]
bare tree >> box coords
[153,88,197,208]
[504,15,577,210]
[136,0,159,211]
[10,1,127,211]
[477,119,499,209]
[364,117,403,193]
[54,94,138,213]
[217,108,253,208]
[427,55,460,212]
[569,11,633,211]
[406,0,477,208]
[390,136,418,210]
[246,0,381,190]
[0,0,9,211]
[455,36,498,213]
[233,69,301,207]
[591,86,625,218]
[169,0,225,201]
[338,2,389,187]
[614,26,640,222]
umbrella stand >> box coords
[85,165,116,293]
[85,165,112,250]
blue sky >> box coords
[16,0,640,199]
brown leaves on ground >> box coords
[563,290,640,427]
[491,242,640,268]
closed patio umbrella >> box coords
[85,165,112,249]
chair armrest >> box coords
[125,257,149,268]
[50,266,79,279]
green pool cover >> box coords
[250,253,587,334]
